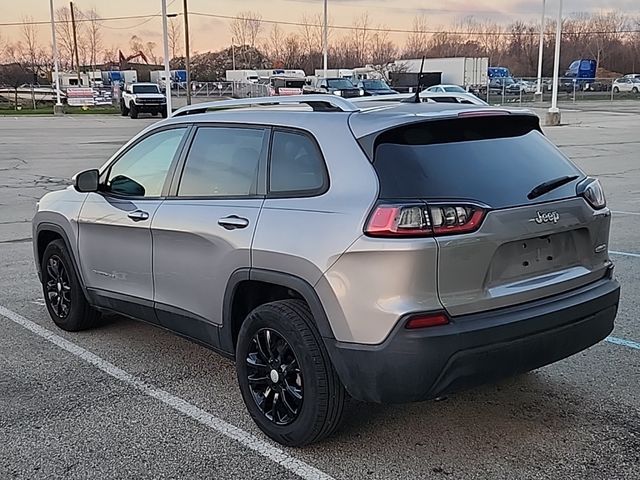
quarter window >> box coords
[106,128,187,197]
[269,131,326,195]
[178,127,266,197]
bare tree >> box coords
[230,11,263,67]
[82,8,103,71]
[55,7,75,68]
[263,23,285,65]
[146,42,160,64]
[20,16,41,75]
[282,33,304,69]
[404,14,429,58]
[369,27,397,66]
[168,17,182,60]
[299,14,326,72]
[585,12,627,69]
[351,13,372,66]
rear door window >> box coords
[372,115,582,209]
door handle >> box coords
[127,210,150,222]
[218,215,249,230]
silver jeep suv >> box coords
[33,95,620,446]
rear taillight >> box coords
[365,203,486,237]
[577,178,606,210]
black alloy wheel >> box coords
[44,255,71,319]
[41,239,100,331]
[246,328,303,426]
[235,299,346,446]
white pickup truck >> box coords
[120,83,167,119]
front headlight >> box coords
[333,90,342,96]
[359,89,365,96]
[578,178,606,209]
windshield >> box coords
[444,86,466,93]
[132,85,160,94]
[327,78,356,89]
[363,79,391,90]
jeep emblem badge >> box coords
[531,211,560,224]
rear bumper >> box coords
[326,276,620,403]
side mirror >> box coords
[73,169,99,193]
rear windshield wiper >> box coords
[527,175,579,200]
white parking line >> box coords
[610,250,640,258]
[606,336,640,350]
[612,210,640,216]
[0,305,334,480]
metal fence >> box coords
[172,81,270,99]
[480,77,639,106]
[0,81,270,110]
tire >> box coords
[120,100,129,116]
[236,299,346,447]
[633,87,639,94]
[41,239,100,332]
[161,109,168,118]
[129,103,138,119]
[613,87,620,94]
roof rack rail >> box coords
[172,94,359,117]
[351,91,487,105]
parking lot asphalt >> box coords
[1,106,639,479]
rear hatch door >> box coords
[371,113,612,316]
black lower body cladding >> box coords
[326,276,620,404]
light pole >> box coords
[232,37,236,71]
[49,0,63,114]
[535,0,546,99]
[161,0,172,116]
[183,0,192,105]
[547,0,562,126]
[323,0,328,78]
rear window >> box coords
[372,115,582,209]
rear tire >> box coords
[129,103,138,119]
[236,299,346,447]
[41,240,100,332]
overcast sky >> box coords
[2,0,637,53]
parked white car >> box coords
[426,84,468,93]
[613,77,640,94]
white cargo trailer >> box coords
[394,57,488,87]
[150,70,168,87]
[121,70,138,84]
[225,70,260,83]
[314,69,354,79]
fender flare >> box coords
[219,268,336,353]
[35,222,89,300]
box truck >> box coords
[394,57,488,88]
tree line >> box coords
[2,9,640,83]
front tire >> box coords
[633,87,639,94]
[41,240,100,332]
[613,86,620,94]
[120,100,129,116]
[236,300,346,447]
[129,103,138,119]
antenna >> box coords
[402,56,425,104]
